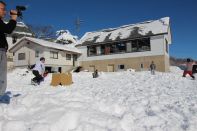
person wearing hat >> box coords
[182,58,195,80]
[31,57,46,85]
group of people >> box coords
[150,59,196,80]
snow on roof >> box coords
[16,22,28,27]
[79,17,170,45]
[56,30,78,44]
[12,31,33,36]
[9,37,81,54]
[5,21,34,37]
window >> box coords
[18,53,25,60]
[104,45,110,55]
[88,46,96,56]
[73,54,77,61]
[131,38,150,52]
[109,44,117,53]
[116,42,126,52]
[66,54,72,60]
[131,40,138,52]
[35,50,39,57]
[50,51,58,59]
[86,37,151,57]
[96,46,101,55]
[126,41,132,52]
[140,63,144,69]
[100,45,105,55]
[138,38,150,51]
[118,64,125,70]
[165,39,168,53]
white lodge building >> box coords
[78,17,172,72]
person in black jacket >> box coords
[150,61,156,75]
[0,1,17,102]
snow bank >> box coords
[0,67,196,131]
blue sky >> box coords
[4,0,197,59]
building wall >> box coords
[163,30,171,72]
[80,55,168,72]
[78,35,165,61]
[164,54,170,72]
[78,35,170,72]
[13,45,35,66]
[43,48,73,66]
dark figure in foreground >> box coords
[0,1,17,102]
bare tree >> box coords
[27,24,56,39]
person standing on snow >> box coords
[31,57,45,85]
[182,58,195,80]
[150,61,156,75]
[92,69,99,78]
[0,1,17,99]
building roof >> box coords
[5,21,34,38]
[9,37,81,54]
[79,17,170,45]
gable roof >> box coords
[79,17,170,45]
[9,37,81,54]
[5,21,34,38]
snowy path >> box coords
[0,67,197,131]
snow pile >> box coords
[170,66,183,74]
[0,68,197,131]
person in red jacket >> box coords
[182,58,195,80]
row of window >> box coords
[18,51,77,61]
[87,38,151,56]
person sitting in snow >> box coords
[92,69,99,78]
[182,58,195,80]
[31,57,45,85]
[150,61,156,75]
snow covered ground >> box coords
[0,67,197,131]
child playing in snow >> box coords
[31,57,45,85]
[150,61,156,75]
[92,69,99,78]
[182,58,195,80]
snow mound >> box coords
[0,67,196,131]
[170,66,183,74]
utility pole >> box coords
[74,17,84,36]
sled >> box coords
[60,72,73,86]
[50,73,61,86]
[50,73,73,86]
